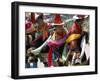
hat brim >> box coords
[51,23,64,26]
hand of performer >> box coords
[27,48,33,54]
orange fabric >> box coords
[41,23,49,40]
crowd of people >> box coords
[25,12,90,68]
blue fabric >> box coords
[25,62,37,68]
[52,52,56,63]
[25,63,30,68]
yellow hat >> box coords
[66,34,81,43]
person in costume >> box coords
[26,13,50,67]
[65,15,90,65]
[31,13,49,47]
[65,18,82,65]
[25,12,38,68]
[25,12,37,50]
[47,14,67,67]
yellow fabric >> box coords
[66,34,81,43]
[52,32,56,40]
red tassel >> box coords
[48,48,52,67]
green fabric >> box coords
[62,43,68,61]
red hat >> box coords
[31,13,35,23]
[69,21,81,34]
[53,14,63,25]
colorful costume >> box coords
[47,14,66,67]
[65,20,82,65]
[66,21,82,51]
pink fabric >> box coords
[47,35,67,47]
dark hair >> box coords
[36,14,43,22]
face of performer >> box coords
[37,18,43,26]
[55,25,63,33]
[35,18,43,31]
